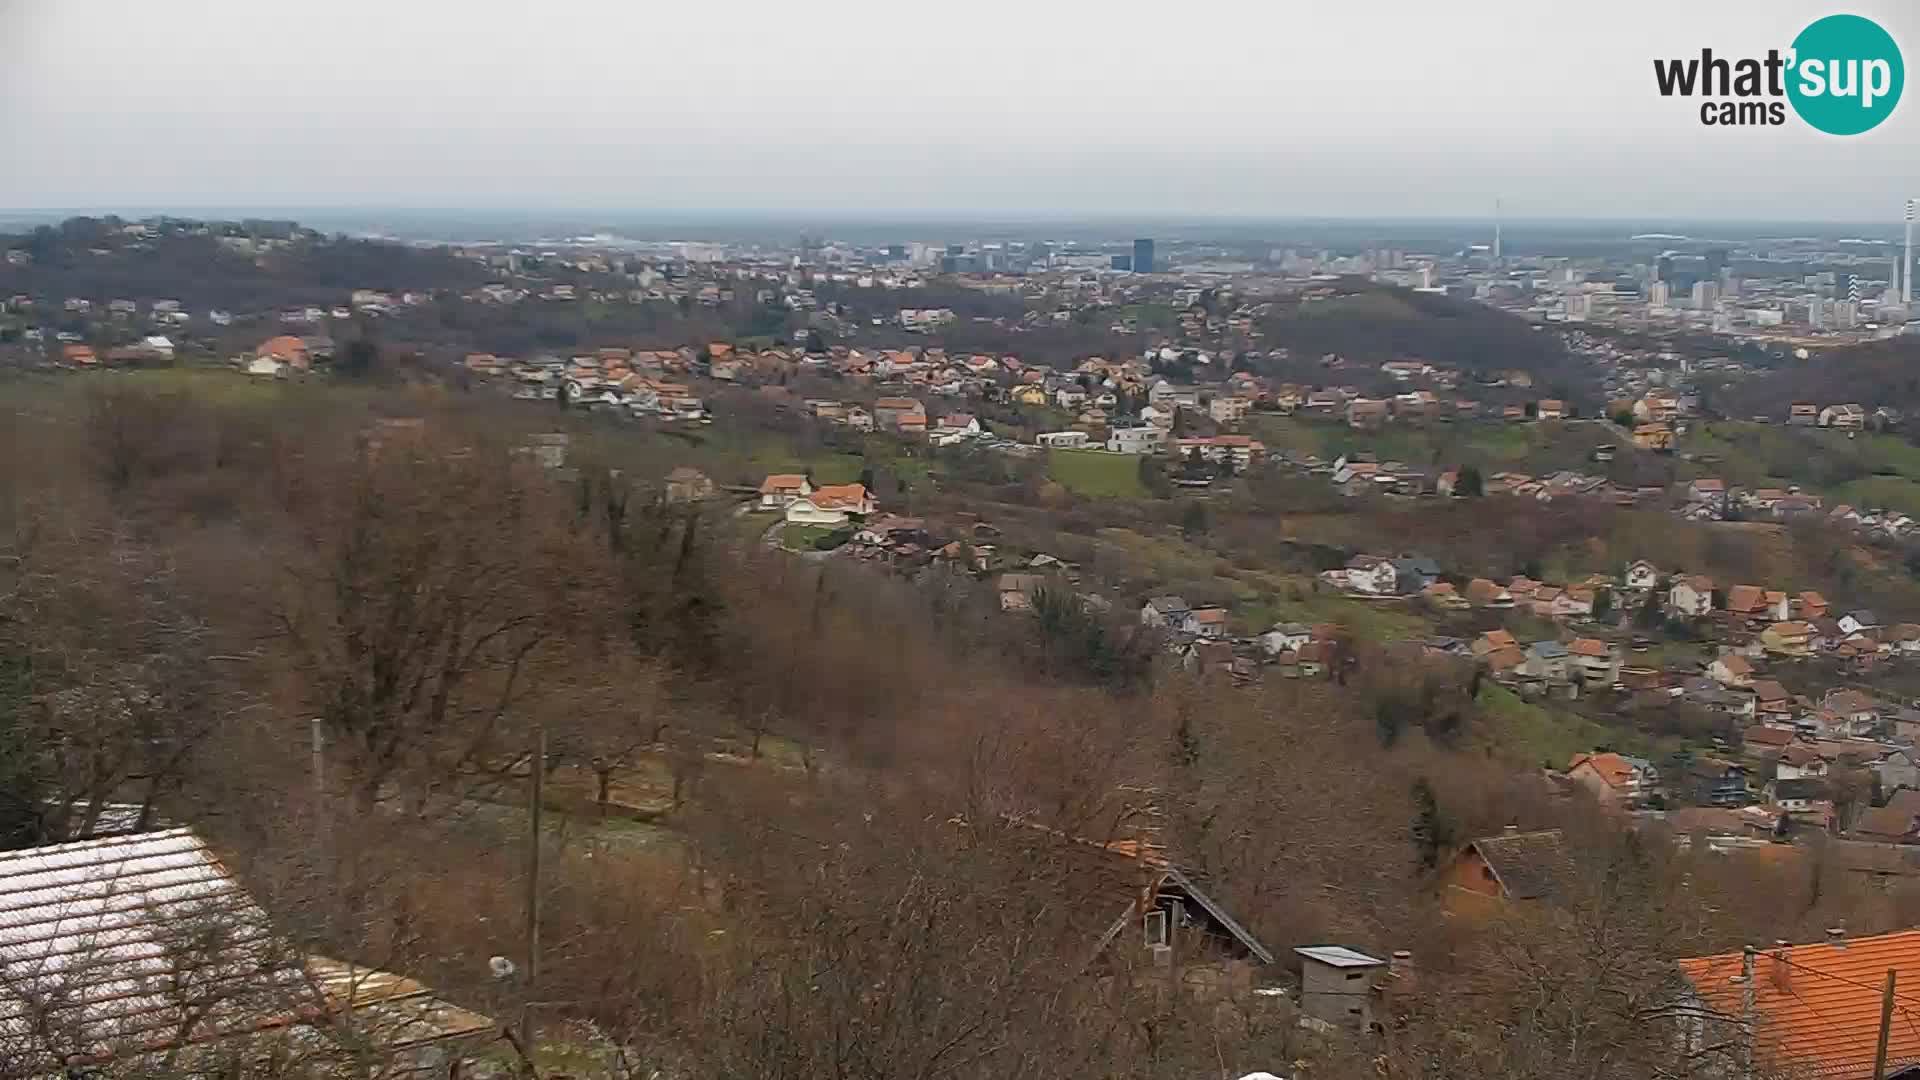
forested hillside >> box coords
[0,372,1909,1079]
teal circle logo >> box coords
[1788,14,1903,135]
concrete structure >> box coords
[1295,946,1385,1031]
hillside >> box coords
[1718,339,1920,420]
[1256,283,1588,398]
[0,217,489,311]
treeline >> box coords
[0,218,490,310]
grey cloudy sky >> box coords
[2,0,1917,222]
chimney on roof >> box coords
[1770,941,1792,991]
[1827,927,1847,948]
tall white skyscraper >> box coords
[1692,281,1719,310]
[1650,280,1671,309]
[1905,198,1914,308]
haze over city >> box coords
[3,0,1918,222]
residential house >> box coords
[1707,653,1755,687]
[1633,422,1675,450]
[1743,724,1796,756]
[1259,622,1313,656]
[785,483,874,526]
[1751,679,1795,723]
[1483,646,1525,676]
[1208,396,1252,426]
[1840,610,1881,636]
[1535,399,1567,421]
[1773,744,1829,782]
[1876,747,1920,797]
[1819,689,1879,737]
[758,473,814,510]
[1855,789,1920,843]
[1073,837,1274,995]
[1796,591,1831,620]
[1036,431,1090,449]
[997,573,1046,612]
[1760,621,1815,657]
[1690,759,1752,807]
[1818,403,1867,429]
[1439,827,1569,913]
[874,397,927,431]
[1344,555,1399,596]
[1391,556,1441,593]
[1346,399,1390,430]
[1620,553,1666,588]
[1566,638,1618,684]
[1472,629,1520,657]
[1892,624,1920,655]
[1668,575,1715,617]
[1567,751,1653,806]
[1465,578,1514,609]
[1522,640,1571,682]
[1788,402,1820,426]
[0,830,494,1076]
[1680,930,1920,1080]
[255,334,310,371]
[1553,586,1597,619]
[1181,607,1230,639]
[1423,581,1470,609]
[1140,596,1191,629]
[1726,585,1789,622]
[1686,478,1728,512]
[664,466,715,502]
[1106,427,1166,455]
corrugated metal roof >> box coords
[0,828,493,1073]
[0,827,309,1068]
[1294,945,1383,968]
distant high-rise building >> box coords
[1650,281,1672,309]
[1836,300,1861,328]
[1836,271,1854,298]
[1692,281,1720,310]
[1704,248,1729,279]
[1656,255,1675,282]
[1808,298,1827,329]
[1904,198,1915,307]
[1111,255,1133,272]
[1133,238,1155,274]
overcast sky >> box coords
[2,0,1917,222]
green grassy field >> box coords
[778,523,842,550]
[1476,685,1627,768]
[1049,449,1146,497]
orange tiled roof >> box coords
[807,483,869,510]
[1568,751,1634,789]
[1680,930,1920,1078]
[759,474,808,494]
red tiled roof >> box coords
[1681,930,1920,1078]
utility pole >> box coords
[1740,946,1756,1080]
[520,725,546,1062]
[1873,969,1898,1080]
[310,717,325,800]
